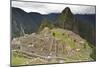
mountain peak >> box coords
[62,7,71,13]
[62,7,73,17]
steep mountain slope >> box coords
[75,14,96,26]
[55,7,95,45]
[11,27,94,65]
[12,7,96,45]
[12,7,40,38]
[11,6,96,66]
[56,7,79,34]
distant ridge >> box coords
[12,7,96,45]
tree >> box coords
[39,18,54,31]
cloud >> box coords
[12,1,95,14]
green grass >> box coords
[12,55,25,65]
[11,51,47,66]
[51,28,94,61]
[12,28,95,66]
[52,29,77,48]
[11,51,29,66]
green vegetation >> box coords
[12,51,29,66]
[12,51,49,65]
[12,28,96,65]
[39,18,54,31]
[52,29,77,48]
[51,28,94,61]
[90,47,96,61]
[78,20,95,45]
[56,7,74,29]
[12,7,96,66]
[12,54,24,66]
[12,55,26,65]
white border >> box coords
[0,0,98,67]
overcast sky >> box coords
[12,1,96,14]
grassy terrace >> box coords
[11,28,95,66]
